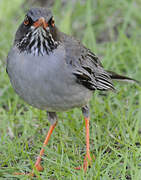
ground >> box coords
[0,0,141,179]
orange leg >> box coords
[75,117,92,172]
[83,117,92,171]
[34,121,57,171]
[14,121,57,176]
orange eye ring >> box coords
[24,20,29,25]
[51,17,55,27]
[24,17,29,26]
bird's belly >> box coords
[10,71,92,111]
[7,51,92,111]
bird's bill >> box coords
[33,17,48,29]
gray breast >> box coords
[7,45,92,111]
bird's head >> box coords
[15,7,60,56]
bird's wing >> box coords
[62,34,115,91]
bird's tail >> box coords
[107,70,140,84]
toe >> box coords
[35,163,44,171]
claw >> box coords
[35,163,44,171]
[13,172,34,177]
[75,153,93,172]
[13,163,44,177]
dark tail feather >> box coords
[107,70,140,84]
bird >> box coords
[6,7,139,175]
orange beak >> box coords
[33,17,48,29]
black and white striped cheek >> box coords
[17,26,59,56]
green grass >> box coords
[0,0,141,179]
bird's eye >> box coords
[49,17,55,27]
[51,17,55,27]
[24,16,30,26]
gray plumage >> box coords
[7,44,92,112]
[6,7,138,122]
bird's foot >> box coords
[75,153,94,172]
[34,162,44,171]
[13,172,34,176]
[13,163,43,177]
